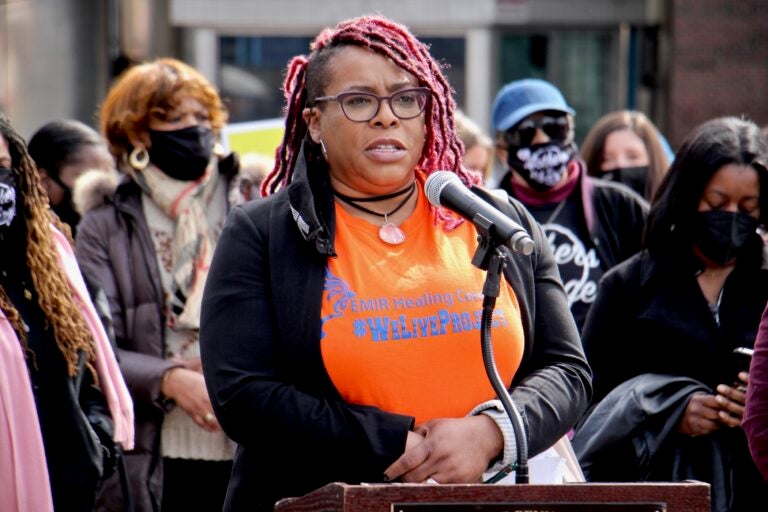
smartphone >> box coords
[731,347,754,384]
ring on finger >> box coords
[204,412,215,423]
[425,477,439,484]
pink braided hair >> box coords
[262,15,479,229]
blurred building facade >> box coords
[1,0,766,147]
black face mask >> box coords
[691,210,759,266]
[148,126,215,181]
[601,166,649,197]
[46,172,81,232]
[0,167,18,228]
[506,141,576,192]
[52,189,81,234]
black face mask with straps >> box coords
[52,190,81,233]
[691,210,759,266]
[600,166,649,197]
[45,170,81,232]
[148,126,215,181]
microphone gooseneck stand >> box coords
[472,216,529,485]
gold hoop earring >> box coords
[129,147,149,170]
[319,139,328,161]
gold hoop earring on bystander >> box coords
[128,147,149,170]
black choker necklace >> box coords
[333,182,416,245]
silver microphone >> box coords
[425,171,534,255]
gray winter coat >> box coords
[75,167,237,511]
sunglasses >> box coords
[503,115,569,148]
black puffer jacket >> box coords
[572,374,768,512]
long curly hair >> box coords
[0,114,95,377]
[262,15,476,229]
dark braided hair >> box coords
[262,15,477,229]
[0,114,96,378]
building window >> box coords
[499,30,614,144]
[219,35,465,123]
[219,36,313,122]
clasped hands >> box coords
[677,371,748,437]
[383,415,503,484]
[161,356,221,432]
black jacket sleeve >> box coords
[200,204,413,487]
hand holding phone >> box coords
[731,347,753,386]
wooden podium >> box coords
[274,481,710,511]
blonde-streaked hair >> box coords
[455,110,494,181]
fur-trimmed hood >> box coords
[72,168,121,216]
[73,152,245,216]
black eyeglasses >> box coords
[503,115,569,148]
[313,87,430,122]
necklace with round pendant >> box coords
[333,182,416,245]
[379,215,406,245]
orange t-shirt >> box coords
[320,184,525,425]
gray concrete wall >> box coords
[0,0,175,138]
[1,0,110,136]
[0,0,665,138]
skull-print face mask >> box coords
[506,142,576,192]
[0,167,17,227]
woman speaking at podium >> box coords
[200,15,591,511]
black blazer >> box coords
[200,150,591,511]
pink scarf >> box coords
[0,226,134,511]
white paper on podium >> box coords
[483,435,585,484]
